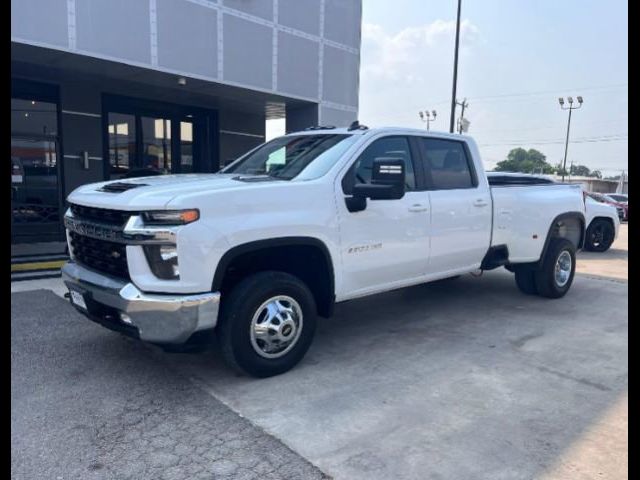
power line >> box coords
[469,83,628,102]
[471,118,629,135]
[478,134,628,147]
[409,82,628,109]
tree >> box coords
[570,164,591,177]
[494,148,555,174]
[554,164,602,178]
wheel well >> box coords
[540,213,585,262]
[589,216,614,231]
[213,240,335,318]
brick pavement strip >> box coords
[11,290,329,480]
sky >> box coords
[269,0,628,177]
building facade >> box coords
[551,176,629,194]
[11,0,361,248]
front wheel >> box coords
[534,238,576,298]
[217,271,317,378]
[584,219,615,252]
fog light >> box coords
[120,313,132,324]
[143,245,180,279]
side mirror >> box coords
[353,158,406,200]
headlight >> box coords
[143,245,179,279]
[142,209,199,225]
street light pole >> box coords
[449,0,462,133]
[558,96,583,182]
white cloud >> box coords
[358,19,481,130]
[361,20,481,82]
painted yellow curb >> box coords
[11,260,67,272]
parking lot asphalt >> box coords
[11,291,328,480]
[11,226,628,480]
[169,269,628,480]
[576,223,628,281]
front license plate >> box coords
[70,290,88,311]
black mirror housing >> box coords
[344,157,407,211]
[352,183,404,200]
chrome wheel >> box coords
[250,295,303,359]
[554,250,572,287]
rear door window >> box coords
[420,138,476,190]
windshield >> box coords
[587,192,606,203]
[607,194,627,202]
[222,134,355,180]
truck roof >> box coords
[286,126,473,141]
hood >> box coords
[66,173,285,210]
[585,197,619,221]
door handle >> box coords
[473,199,488,207]
[408,204,428,213]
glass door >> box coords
[107,111,199,178]
[108,112,136,179]
[178,119,194,173]
[11,95,62,243]
[141,116,172,173]
[11,137,62,241]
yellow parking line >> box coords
[11,260,67,272]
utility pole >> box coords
[456,98,469,133]
[449,0,462,133]
[418,110,437,130]
[558,96,584,182]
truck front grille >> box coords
[69,204,134,226]
[69,231,129,280]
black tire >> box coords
[534,238,576,299]
[514,266,538,295]
[217,271,317,378]
[584,219,615,252]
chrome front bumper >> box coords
[61,262,220,344]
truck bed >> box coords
[488,175,585,263]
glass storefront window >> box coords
[141,116,172,173]
[104,99,208,178]
[11,98,57,137]
[180,121,193,173]
[11,96,62,241]
[108,113,136,179]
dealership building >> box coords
[11,0,361,260]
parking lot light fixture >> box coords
[418,110,437,130]
[558,95,584,182]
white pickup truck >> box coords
[62,125,586,377]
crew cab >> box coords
[62,125,586,377]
